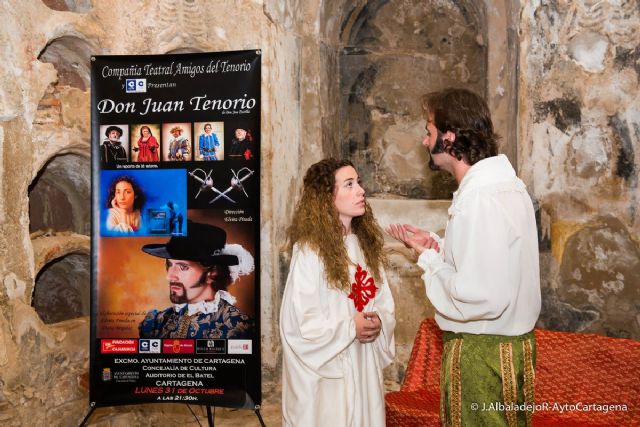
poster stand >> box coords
[89,50,262,422]
[78,402,267,427]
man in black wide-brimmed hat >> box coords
[101,125,128,163]
[139,221,254,339]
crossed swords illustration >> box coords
[188,167,255,204]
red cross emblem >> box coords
[348,264,377,312]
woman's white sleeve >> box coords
[280,246,356,377]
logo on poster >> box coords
[102,368,111,381]
[125,78,147,93]
[228,339,252,354]
[101,339,138,353]
[139,339,161,353]
[162,339,195,354]
[196,339,226,354]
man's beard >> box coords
[168,272,209,304]
[428,132,446,171]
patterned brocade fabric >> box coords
[139,299,254,339]
[385,318,443,427]
[385,318,640,427]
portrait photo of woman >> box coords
[132,125,160,162]
[105,175,145,234]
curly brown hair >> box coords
[286,158,387,292]
[105,175,145,210]
[422,88,500,165]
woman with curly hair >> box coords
[280,158,395,427]
[105,175,145,233]
[135,125,159,162]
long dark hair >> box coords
[422,88,500,165]
[105,175,145,210]
[139,125,153,137]
[286,158,387,291]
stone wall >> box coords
[519,0,640,339]
[339,0,485,199]
[0,0,306,425]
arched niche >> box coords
[38,35,95,90]
[32,253,90,324]
[164,47,205,55]
[41,0,92,12]
[339,0,486,199]
[29,153,90,235]
[306,0,518,198]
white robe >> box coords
[280,235,395,427]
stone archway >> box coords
[29,153,90,235]
[32,253,90,324]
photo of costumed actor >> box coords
[139,221,255,339]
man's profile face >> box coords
[108,130,121,143]
[422,113,446,171]
[165,259,216,304]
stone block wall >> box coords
[519,0,640,339]
[0,0,308,424]
[0,0,638,425]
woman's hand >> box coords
[354,311,381,343]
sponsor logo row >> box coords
[101,339,252,355]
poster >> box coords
[90,50,261,409]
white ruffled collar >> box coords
[174,290,237,315]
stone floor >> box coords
[196,398,282,427]
[85,394,283,426]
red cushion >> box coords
[386,318,640,426]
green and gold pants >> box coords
[440,331,536,427]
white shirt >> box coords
[280,235,395,427]
[417,154,541,335]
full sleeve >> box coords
[280,245,356,378]
[418,193,514,321]
[372,268,395,368]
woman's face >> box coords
[333,165,366,222]
[113,181,136,212]
[141,127,150,137]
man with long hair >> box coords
[387,88,541,426]
[139,221,254,339]
[280,158,395,427]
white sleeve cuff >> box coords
[417,247,442,271]
[429,231,443,247]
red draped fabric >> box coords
[385,318,640,426]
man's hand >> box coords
[354,311,382,343]
[385,223,440,257]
